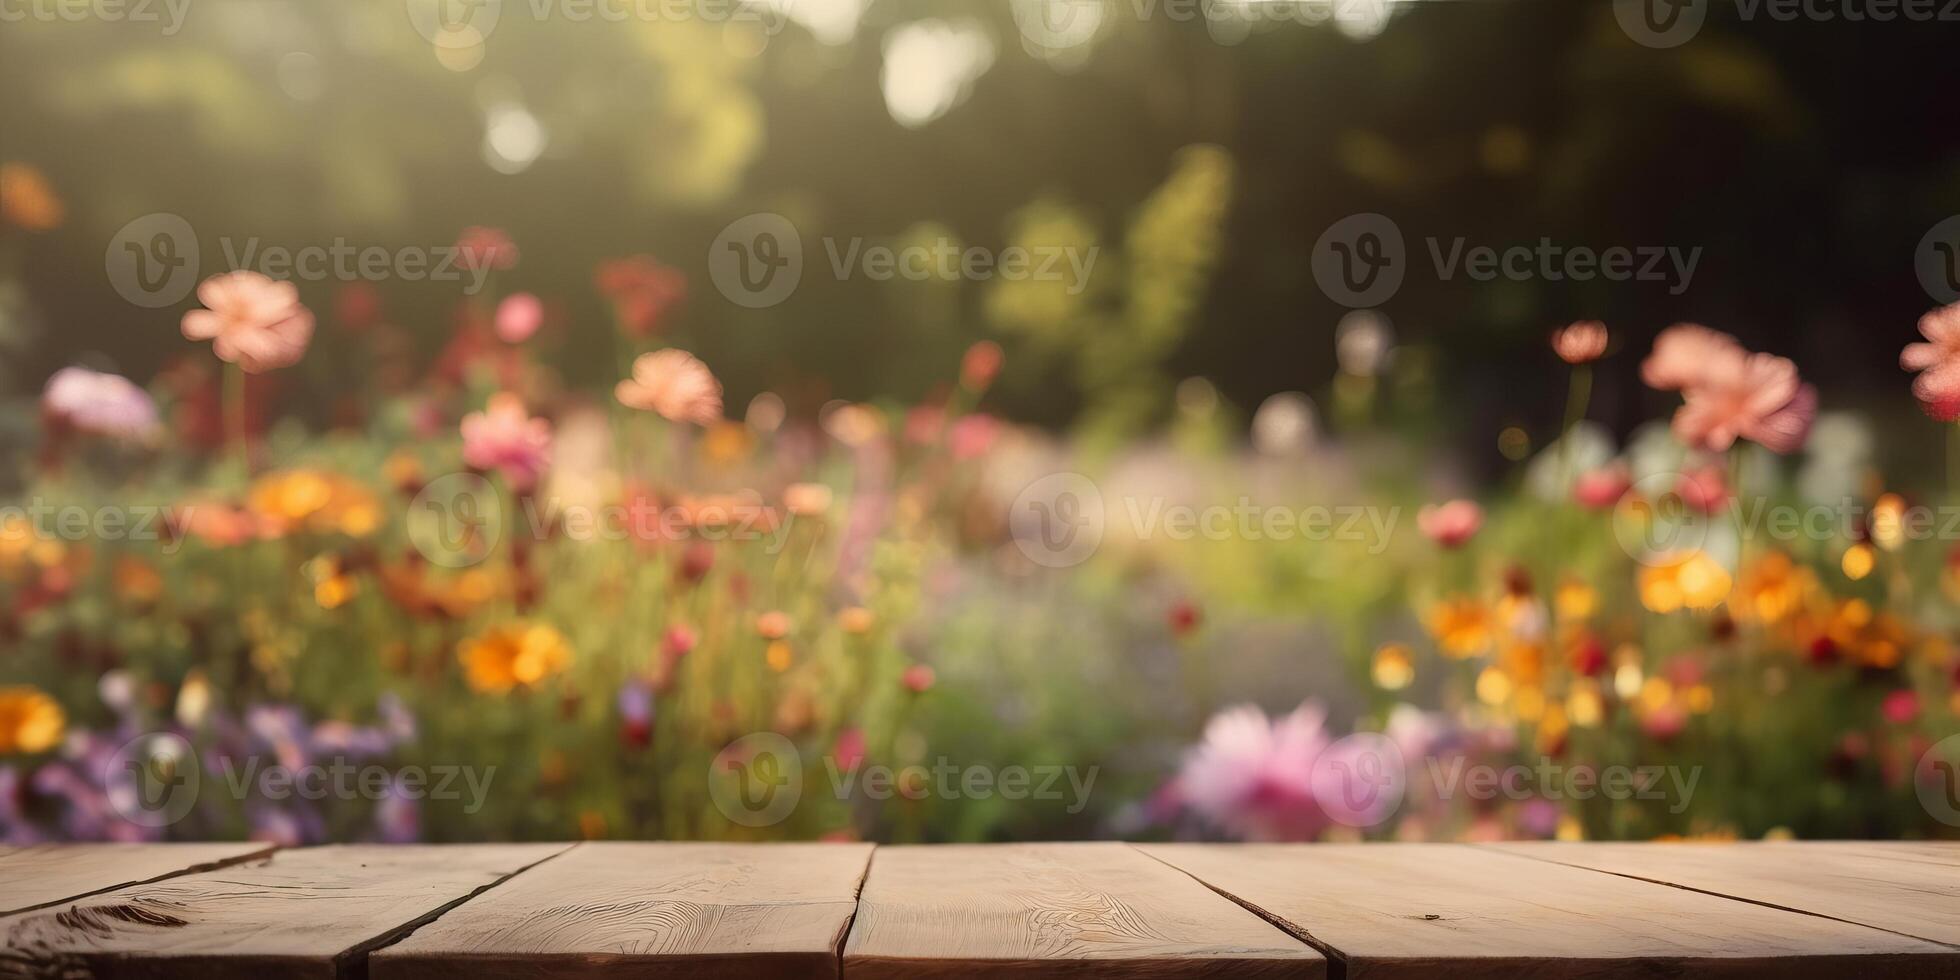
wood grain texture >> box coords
[0,842,274,916]
[372,841,875,980]
[1141,843,1960,980]
[1488,840,1960,947]
[0,843,566,980]
[843,843,1322,979]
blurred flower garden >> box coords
[2,1,1960,847]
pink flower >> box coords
[460,392,552,490]
[948,413,998,460]
[901,664,935,693]
[595,256,686,337]
[1671,352,1817,454]
[1550,320,1608,364]
[1882,689,1920,725]
[616,349,723,426]
[833,727,866,771]
[1676,464,1730,515]
[456,226,518,271]
[1641,323,1743,392]
[1901,303,1960,421]
[1176,702,1332,841]
[179,271,314,373]
[41,367,160,444]
[1572,465,1631,510]
[1417,499,1482,549]
[495,293,543,343]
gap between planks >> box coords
[1475,842,1960,952]
[340,840,577,979]
[1127,843,1354,980]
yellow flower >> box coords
[1554,579,1597,621]
[0,163,63,232]
[0,686,65,754]
[1425,597,1493,658]
[1371,643,1414,690]
[837,606,876,635]
[1731,551,1811,624]
[113,555,165,605]
[459,622,572,693]
[248,470,381,538]
[1638,551,1730,613]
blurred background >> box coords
[2,0,1959,847]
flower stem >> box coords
[224,362,249,475]
[1559,364,1593,491]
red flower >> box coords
[596,256,686,337]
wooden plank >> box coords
[842,843,1323,978]
[1488,841,1960,947]
[0,842,275,916]
[372,841,876,980]
[1140,843,1960,979]
[0,843,567,980]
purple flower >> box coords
[42,367,161,444]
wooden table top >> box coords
[2,842,1956,978]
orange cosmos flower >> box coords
[616,349,723,426]
[0,163,63,231]
[1901,302,1960,421]
[1550,320,1608,364]
[0,686,65,754]
[459,622,572,693]
[180,271,315,373]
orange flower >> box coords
[0,163,63,231]
[1425,597,1493,657]
[1638,551,1731,613]
[0,686,65,754]
[1641,323,1742,392]
[180,271,315,373]
[1671,351,1817,454]
[1731,551,1812,625]
[783,482,833,518]
[1901,302,1960,421]
[756,610,791,640]
[248,470,382,537]
[1550,320,1608,364]
[459,622,572,693]
[616,349,722,425]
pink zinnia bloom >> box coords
[1671,352,1817,454]
[1572,465,1631,510]
[948,413,998,460]
[1550,320,1609,365]
[1177,702,1333,841]
[616,349,723,426]
[1417,499,1482,548]
[1676,464,1730,515]
[1901,303,1960,421]
[1641,323,1743,392]
[901,664,935,693]
[179,271,314,373]
[460,392,552,490]
[41,367,160,444]
[833,727,866,771]
[456,226,519,271]
[595,256,686,337]
[1881,689,1920,725]
[495,293,543,343]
